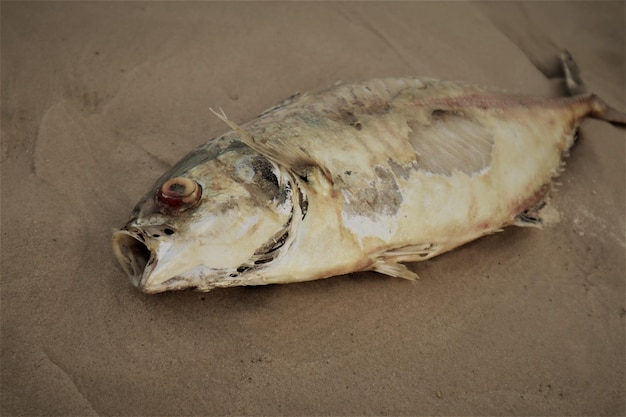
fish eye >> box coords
[157,177,202,212]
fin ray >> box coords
[381,243,441,262]
[371,260,420,281]
[370,242,441,280]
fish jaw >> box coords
[112,227,219,294]
[111,227,192,293]
[112,228,156,290]
[112,227,208,293]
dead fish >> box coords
[112,51,624,293]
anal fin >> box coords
[513,200,546,229]
[513,211,544,228]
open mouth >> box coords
[112,230,153,288]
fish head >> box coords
[112,139,298,293]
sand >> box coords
[1,2,624,415]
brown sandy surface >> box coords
[1,2,624,415]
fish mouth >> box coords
[112,230,154,289]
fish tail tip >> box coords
[588,94,626,126]
[560,49,586,97]
[560,50,626,126]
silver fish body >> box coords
[113,56,622,293]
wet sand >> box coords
[2,2,624,415]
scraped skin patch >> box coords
[408,110,494,176]
[341,166,403,218]
[339,165,403,243]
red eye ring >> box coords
[158,177,202,211]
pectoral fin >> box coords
[370,243,443,280]
[371,260,420,281]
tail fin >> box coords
[560,50,626,125]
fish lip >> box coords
[111,228,155,290]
